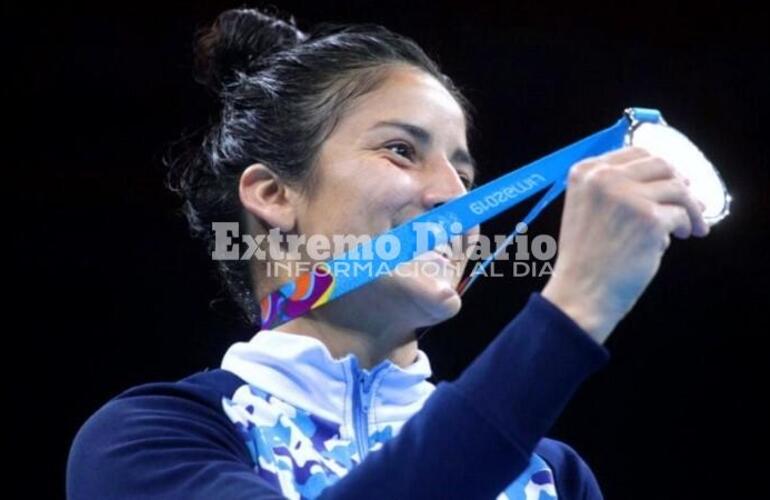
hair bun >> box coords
[194,7,306,93]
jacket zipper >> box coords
[350,359,385,462]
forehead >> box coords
[338,65,468,143]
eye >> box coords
[459,174,474,190]
[384,141,417,162]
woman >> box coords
[66,7,708,499]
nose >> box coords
[420,156,467,210]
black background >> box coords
[8,1,770,498]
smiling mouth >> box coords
[425,250,450,263]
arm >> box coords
[319,292,608,499]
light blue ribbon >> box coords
[260,108,663,328]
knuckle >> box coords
[593,165,616,181]
[568,160,595,183]
[626,146,649,156]
[584,164,618,190]
[567,168,581,185]
[670,180,688,199]
[656,159,676,178]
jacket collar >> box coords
[221,329,434,425]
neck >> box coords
[273,297,419,370]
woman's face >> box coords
[293,65,477,328]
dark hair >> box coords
[166,7,472,325]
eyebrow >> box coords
[369,120,477,178]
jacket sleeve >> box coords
[67,292,608,499]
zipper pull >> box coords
[359,373,371,413]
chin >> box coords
[427,291,463,322]
[394,261,465,325]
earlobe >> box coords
[239,163,298,232]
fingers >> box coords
[569,148,649,183]
[603,146,650,165]
[571,147,710,247]
[640,179,710,237]
[653,204,692,240]
[582,147,681,184]
[591,147,709,239]
[618,156,678,183]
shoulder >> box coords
[535,438,603,499]
[70,369,247,443]
[120,368,246,405]
[66,369,256,499]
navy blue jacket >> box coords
[67,293,608,499]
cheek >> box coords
[312,159,419,235]
[366,158,422,209]
[364,171,420,232]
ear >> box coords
[239,163,299,232]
